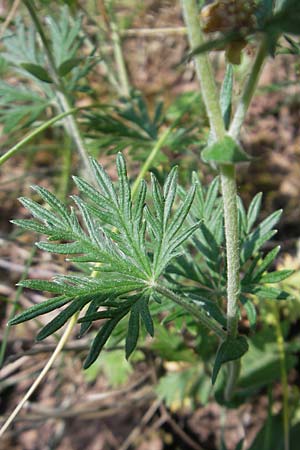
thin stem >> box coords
[131,128,172,198]
[0,0,20,39]
[181,0,225,141]
[0,109,77,167]
[107,0,130,97]
[0,313,79,438]
[131,92,199,198]
[57,93,93,180]
[181,0,240,337]
[58,133,72,201]
[229,39,268,140]
[155,284,226,341]
[121,27,187,37]
[181,0,241,398]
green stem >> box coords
[220,165,240,338]
[181,0,225,141]
[229,39,268,139]
[131,92,199,198]
[131,128,172,198]
[181,0,240,337]
[0,109,77,166]
[107,0,130,97]
[181,0,240,398]
[155,284,226,341]
[58,133,72,201]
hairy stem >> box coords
[181,0,225,140]
[155,284,227,341]
[220,165,240,338]
[181,0,241,397]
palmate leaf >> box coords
[169,176,292,334]
[10,153,198,367]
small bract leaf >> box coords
[21,63,53,83]
[212,335,248,385]
[202,136,251,165]
[58,57,82,77]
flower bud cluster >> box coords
[201,0,257,35]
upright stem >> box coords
[181,0,225,141]
[181,0,240,337]
[220,165,240,337]
[181,0,241,399]
[107,0,130,97]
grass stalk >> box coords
[0,109,77,167]
[0,313,79,438]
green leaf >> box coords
[78,299,99,338]
[245,285,290,300]
[202,136,251,165]
[58,57,82,76]
[220,64,233,130]
[37,295,92,340]
[31,185,70,224]
[163,166,178,229]
[18,279,67,294]
[240,295,257,329]
[212,336,249,385]
[252,246,281,281]
[84,312,126,368]
[9,296,71,325]
[260,270,294,283]
[125,302,140,359]
[246,192,262,233]
[21,63,53,83]
[139,296,154,337]
[116,153,132,223]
